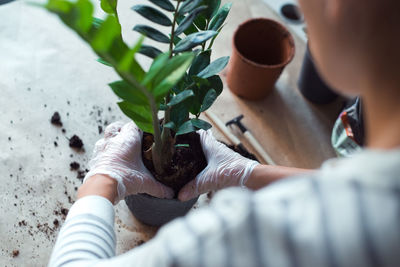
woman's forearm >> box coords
[77,174,118,203]
[245,164,314,190]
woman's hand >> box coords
[178,130,259,201]
[82,121,174,204]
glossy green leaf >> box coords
[132,5,172,26]
[191,118,212,130]
[197,56,229,78]
[200,89,217,112]
[192,76,210,87]
[209,3,231,31]
[193,14,207,30]
[100,0,117,14]
[170,101,189,127]
[152,52,193,87]
[178,0,202,14]
[174,30,217,52]
[142,52,170,86]
[175,143,189,148]
[109,80,148,106]
[168,90,194,106]
[91,15,121,52]
[92,17,103,29]
[133,25,170,43]
[206,24,223,49]
[163,121,176,130]
[159,103,168,110]
[208,75,223,95]
[45,0,73,13]
[153,53,195,98]
[118,101,154,133]
[172,34,181,45]
[203,0,221,19]
[75,0,93,32]
[97,57,112,66]
[176,120,196,135]
[138,45,162,59]
[189,50,211,75]
[176,15,199,35]
[148,0,174,12]
[175,5,207,36]
[118,35,144,71]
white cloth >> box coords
[48,149,400,267]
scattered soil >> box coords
[50,112,62,127]
[77,170,86,179]
[70,162,80,170]
[12,250,19,257]
[69,135,83,149]
[18,220,27,227]
[61,208,69,216]
[142,132,207,195]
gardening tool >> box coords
[204,111,255,159]
[226,115,276,165]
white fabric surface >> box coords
[0,1,161,266]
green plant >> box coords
[42,0,231,176]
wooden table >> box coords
[207,0,344,169]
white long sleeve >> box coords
[49,149,400,267]
[48,195,116,267]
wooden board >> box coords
[205,0,345,169]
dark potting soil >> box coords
[69,135,83,149]
[70,162,80,170]
[142,132,207,195]
[225,143,258,161]
[12,250,19,258]
[50,112,62,127]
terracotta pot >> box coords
[298,44,338,104]
[227,18,295,100]
[125,194,198,227]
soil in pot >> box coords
[142,131,207,195]
[125,131,206,227]
[126,131,258,227]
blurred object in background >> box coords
[0,0,15,5]
[332,98,365,157]
[298,44,339,104]
[227,18,295,100]
[263,0,307,42]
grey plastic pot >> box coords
[125,194,198,227]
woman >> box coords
[49,0,400,266]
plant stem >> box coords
[95,51,165,174]
[169,0,182,58]
[157,0,184,173]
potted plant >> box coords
[42,0,231,226]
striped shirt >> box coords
[48,149,400,267]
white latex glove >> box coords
[178,129,259,201]
[84,121,174,204]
